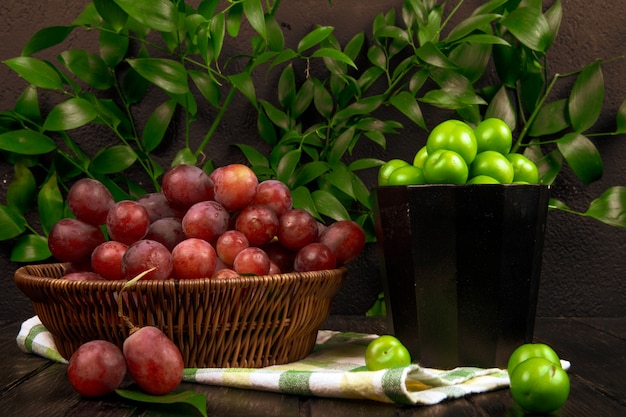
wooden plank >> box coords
[573,317,626,339]
[534,317,626,406]
[0,322,52,390]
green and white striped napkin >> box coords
[17,316,512,405]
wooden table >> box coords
[1,316,624,416]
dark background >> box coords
[1,0,625,325]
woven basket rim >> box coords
[14,263,348,290]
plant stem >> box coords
[193,86,237,158]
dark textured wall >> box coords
[1,0,625,325]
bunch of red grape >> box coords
[48,163,366,280]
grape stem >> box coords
[116,268,157,335]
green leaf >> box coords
[485,86,516,131]
[297,26,334,53]
[278,64,296,111]
[38,173,64,236]
[172,148,197,166]
[90,145,137,174]
[390,91,426,130]
[535,149,563,185]
[116,389,207,417]
[210,12,227,62]
[415,42,458,69]
[265,13,285,52]
[122,65,150,105]
[243,0,266,40]
[11,234,51,262]
[445,13,501,43]
[310,48,357,69]
[15,84,41,123]
[260,100,289,131]
[3,57,63,90]
[256,108,277,146]
[500,7,552,52]
[43,97,98,131]
[344,32,365,62]
[113,0,179,32]
[142,100,176,153]
[0,205,26,240]
[7,162,36,215]
[94,0,128,32]
[100,28,130,67]
[293,161,330,188]
[333,95,384,126]
[229,71,256,106]
[313,80,334,119]
[568,60,604,133]
[22,26,76,57]
[276,148,301,186]
[584,186,626,228]
[127,58,189,95]
[0,130,56,155]
[291,186,321,220]
[235,143,269,168]
[311,189,350,221]
[59,50,115,90]
[226,2,243,37]
[557,133,603,185]
[543,0,563,50]
[349,158,386,171]
[189,70,221,108]
[328,127,356,164]
[528,99,569,136]
[293,78,315,119]
[616,99,626,134]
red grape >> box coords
[212,268,240,279]
[262,241,295,273]
[171,238,217,279]
[233,247,270,275]
[210,164,258,212]
[48,218,106,263]
[277,208,319,250]
[63,271,105,281]
[122,239,173,280]
[144,217,185,251]
[91,240,128,280]
[252,180,292,216]
[318,220,366,265]
[235,204,279,246]
[106,200,150,245]
[137,192,185,223]
[67,340,127,397]
[294,243,336,272]
[162,164,214,209]
[67,178,115,226]
[215,230,249,266]
[182,200,229,243]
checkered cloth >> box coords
[17,315,542,405]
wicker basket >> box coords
[14,263,346,368]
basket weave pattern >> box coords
[14,263,346,368]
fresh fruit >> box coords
[364,335,411,371]
[509,357,570,413]
[474,118,513,155]
[387,164,425,185]
[507,153,539,184]
[91,240,128,280]
[216,230,250,266]
[294,242,336,272]
[235,204,279,246]
[277,208,319,251]
[423,149,469,184]
[171,238,217,279]
[469,151,515,184]
[507,343,562,376]
[233,246,271,275]
[318,220,366,265]
[211,163,259,212]
[252,179,293,216]
[182,200,230,244]
[123,326,184,395]
[122,239,173,280]
[161,164,214,208]
[106,200,151,246]
[412,146,429,168]
[426,119,477,165]
[48,218,106,263]
[67,178,115,226]
[378,159,410,186]
[67,340,127,397]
